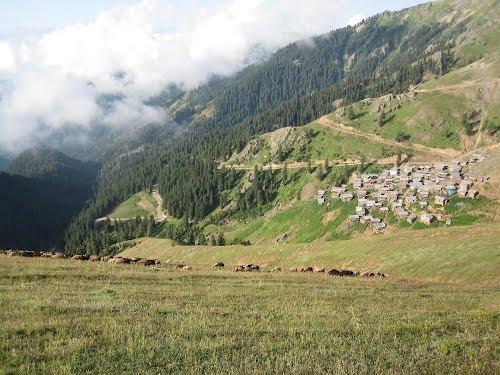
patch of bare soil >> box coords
[300,180,320,201]
[322,210,339,226]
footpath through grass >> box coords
[0,256,499,374]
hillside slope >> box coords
[225,56,498,170]
[8,145,99,184]
[168,0,500,129]
[119,223,499,285]
[0,147,98,250]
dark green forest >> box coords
[0,148,98,249]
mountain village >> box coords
[316,154,489,232]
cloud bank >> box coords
[0,0,359,152]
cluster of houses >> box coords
[315,154,488,232]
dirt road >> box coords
[316,115,461,159]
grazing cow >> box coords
[288,267,298,272]
[71,254,88,261]
[154,259,161,265]
[107,257,116,264]
[130,257,141,263]
[339,270,355,277]
[272,267,282,272]
[362,272,375,277]
[213,262,224,268]
[234,266,245,272]
[113,257,131,264]
[101,256,111,262]
[300,266,313,272]
[328,269,341,276]
[376,272,386,278]
[89,255,100,262]
[314,267,326,273]
[250,264,260,271]
[52,253,66,259]
[138,259,155,266]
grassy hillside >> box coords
[332,57,499,151]
[119,223,500,285]
[107,191,156,219]
[1,256,498,374]
[226,125,408,167]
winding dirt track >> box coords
[95,188,169,225]
[152,189,168,222]
[316,115,461,159]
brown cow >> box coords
[213,262,224,268]
[328,269,341,276]
[71,254,88,261]
[138,259,155,266]
[234,266,245,272]
[339,270,355,277]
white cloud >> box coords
[0,42,15,72]
[0,0,358,152]
[346,13,367,27]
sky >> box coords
[0,0,428,152]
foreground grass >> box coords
[0,257,499,374]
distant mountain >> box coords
[0,155,10,171]
[8,145,99,185]
[0,147,99,250]
[0,172,94,250]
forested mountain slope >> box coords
[0,148,98,249]
[8,146,99,184]
[63,0,500,254]
[168,0,498,128]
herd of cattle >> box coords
[2,251,385,277]
[216,262,385,277]
[1,250,161,266]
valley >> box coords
[0,1,499,373]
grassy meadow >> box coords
[108,191,156,219]
[1,255,499,374]
[121,224,500,285]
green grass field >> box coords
[1,256,498,374]
[120,224,500,285]
[227,199,359,244]
[344,92,464,150]
[108,191,156,219]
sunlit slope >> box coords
[119,223,500,285]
